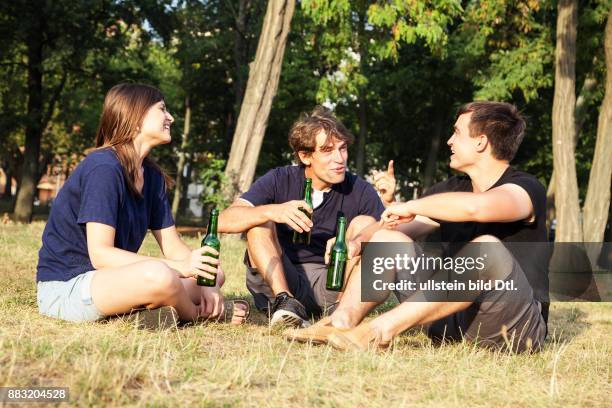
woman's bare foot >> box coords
[229,301,249,325]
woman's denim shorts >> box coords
[37,271,104,322]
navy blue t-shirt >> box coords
[240,165,385,264]
[37,148,174,282]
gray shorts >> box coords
[244,251,339,316]
[37,270,105,322]
[395,243,547,353]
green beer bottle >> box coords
[197,208,220,287]
[326,215,347,291]
[292,178,313,245]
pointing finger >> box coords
[387,160,395,176]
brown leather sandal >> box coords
[219,299,251,324]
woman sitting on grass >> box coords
[36,83,248,325]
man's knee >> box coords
[245,221,281,262]
[246,221,276,240]
[370,228,413,243]
[246,222,279,253]
[468,235,514,281]
[471,234,501,243]
[347,215,376,239]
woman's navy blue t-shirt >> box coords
[37,148,174,282]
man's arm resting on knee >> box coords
[396,216,439,240]
[343,216,438,259]
[356,216,438,243]
[218,198,313,233]
[218,199,275,233]
[393,184,534,224]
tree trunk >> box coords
[546,68,597,232]
[582,11,612,242]
[233,0,250,115]
[14,14,43,223]
[223,0,295,199]
[551,0,582,242]
[225,0,252,147]
[356,89,367,176]
[2,164,12,198]
[423,108,444,189]
[172,95,191,219]
[3,144,23,204]
[545,176,556,234]
[575,72,598,135]
[180,162,192,216]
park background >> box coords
[0,0,611,406]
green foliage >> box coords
[0,0,609,215]
[302,0,462,105]
[197,154,229,209]
[367,0,463,59]
[453,0,555,102]
[473,31,554,101]
[0,0,181,178]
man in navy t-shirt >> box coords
[287,101,550,353]
[219,107,393,327]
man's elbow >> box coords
[465,201,483,221]
[217,209,234,233]
[469,203,528,223]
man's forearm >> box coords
[353,220,384,245]
[407,192,481,222]
[218,204,276,233]
[355,216,437,244]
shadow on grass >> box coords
[371,298,592,352]
[546,304,591,343]
[242,294,406,328]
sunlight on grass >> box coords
[0,223,610,406]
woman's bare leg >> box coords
[90,260,203,321]
[180,278,248,324]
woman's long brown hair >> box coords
[94,83,174,197]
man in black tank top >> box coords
[286,101,549,353]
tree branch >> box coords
[42,69,68,132]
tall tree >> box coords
[583,10,612,242]
[0,34,26,200]
[223,0,296,199]
[4,0,158,222]
[12,0,45,222]
[552,0,582,242]
[550,1,611,243]
[230,0,265,121]
[301,0,462,176]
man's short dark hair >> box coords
[456,101,526,161]
[288,106,354,166]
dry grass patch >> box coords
[0,223,610,407]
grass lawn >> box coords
[0,222,610,407]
